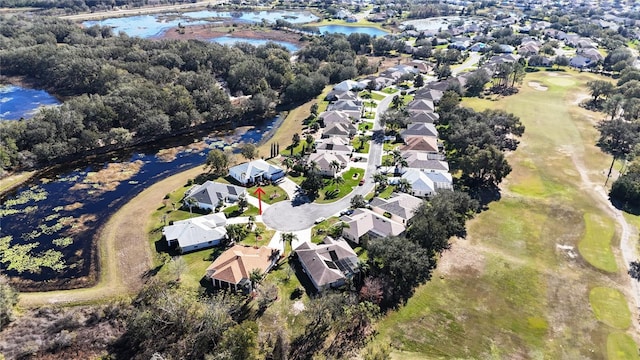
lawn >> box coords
[359,121,374,132]
[311,217,341,243]
[316,168,365,204]
[589,287,632,329]
[578,213,618,273]
[352,136,370,154]
[287,172,306,185]
[223,204,259,217]
[247,183,289,204]
[608,332,640,360]
[376,185,396,199]
[383,141,401,152]
[360,91,385,101]
[239,223,276,248]
[280,141,312,156]
[382,87,399,94]
[371,70,638,358]
[364,100,377,109]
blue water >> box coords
[83,10,318,38]
[209,36,299,52]
[0,85,61,120]
[0,116,280,288]
[317,25,388,36]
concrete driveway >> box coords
[262,95,390,231]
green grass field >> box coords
[352,136,371,154]
[371,71,638,358]
[316,168,364,204]
[589,287,632,330]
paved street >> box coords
[262,95,390,231]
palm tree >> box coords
[237,194,248,213]
[254,226,264,247]
[358,135,367,151]
[281,232,298,252]
[373,172,388,193]
[331,175,345,186]
[392,150,408,174]
[307,160,320,174]
[282,157,294,173]
[185,197,198,217]
[249,268,263,291]
[329,221,350,238]
[396,178,412,194]
[248,215,256,229]
[330,160,341,177]
[391,95,404,109]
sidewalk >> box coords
[246,194,271,211]
[276,177,300,199]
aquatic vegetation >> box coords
[44,213,61,222]
[3,187,48,207]
[21,230,42,241]
[70,160,144,194]
[39,221,66,235]
[0,236,67,273]
[52,237,73,248]
[23,206,38,214]
[52,206,64,212]
[0,209,20,217]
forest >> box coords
[0,16,376,173]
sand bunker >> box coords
[528,81,548,91]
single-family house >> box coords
[229,159,285,186]
[469,42,487,52]
[205,245,278,292]
[402,151,449,171]
[569,55,593,69]
[339,209,406,243]
[370,192,423,224]
[322,122,356,138]
[325,89,358,102]
[163,213,227,253]
[578,48,604,63]
[399,136,440,153]
[184,181,247,211]
[408,111,439,124]
[315,137,353,156]
[400,122,439,140]
[307,152,350,177]
[408,60,433,73]
[333,80,362,92]
[406,99,435,113]
[414,88,444,103]
[497,44,515,53]
[295,237,359,292]
[399,169,453,197]
[319,110,351,125]
[327,100,362,121]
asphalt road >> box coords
[262,94,391,231]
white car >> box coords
[314,217,326,224]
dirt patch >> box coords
[292,300,305,315]
[63,214,98,235]
[572,92,591,106]
[70,160,144,194]
[63,202,84,211]
[437,239,486,277]
[528,81,548,91]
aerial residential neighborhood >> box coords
[2,0,640,358]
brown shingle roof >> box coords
[205,245,274,285]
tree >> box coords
[406,190,478,255]
[300,171,325,198]
[205,149,229,176]
[351,194,367,208]
[310,103,319,116]
[465,70,491,97]
[281,232,298,249]
[597,118,640,185]
[226,223,249,244]
[391,95,404,110]
[373,172,388,192]
[435,64,451,80]
[414,73,424,88]
[254,226,264,247]
[329,221,350,238]
[0,276,18,330]
[604,94,626,120]
[367,236,434,307]
[185,196,198,217]
[587,80,615,107]
[554,55,569,69]
[218,321,259,360]
[330,160,342,177]
[458,145,512,188]
[396,178,412,193]
[238,194,248,213]
[240,143,258,160]
[292,133,301,147]
[629,261,640,281]
[282,157,294,172]
[168,256,187,281]
[305,134,314,151]
[249,268,263,290]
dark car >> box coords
[358,179,365,186]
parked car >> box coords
[340,209,354,216]
[358,179,365,186]
[314,217,326,224]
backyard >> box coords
[371,70,640,359]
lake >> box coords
[209,36,299,52]
[83,10,318,38]
[317,25,388,37]
[0,85,60,120]
[0,116,282,291]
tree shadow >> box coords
[610,196,640,216]
[288,254,318,297]
[467,184,502,210]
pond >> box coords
[0,116,282,291]
[316,25,388,37]
[209,35,299,52]
[83,10,318,38]
[0,85,61,120]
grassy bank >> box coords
[371,71,639,358]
